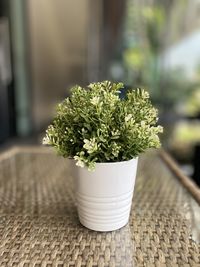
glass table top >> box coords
[0,146,199,267]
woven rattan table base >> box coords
[0,147,199,267]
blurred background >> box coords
[0,0,200,186]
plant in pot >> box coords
[43,81,163,231]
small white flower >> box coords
[91,96,100,105]
[76,161,85,168]
[157,125,163,133]
[83,138,98,154]
[74,156,85,168]
[149,108,157,117]
[125,114,132,122]
[42,136,50,145]
[111,129,120,136]
[141,121,146,127]
[82,128,87,133]
[143,91,149,98]
[112,142,121,157]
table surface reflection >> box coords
[0,146,199,267]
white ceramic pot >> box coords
[74,158,138,232]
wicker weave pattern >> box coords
[0,148,199,267]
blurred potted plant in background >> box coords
[43,81,163,231]
[119,1,198,146]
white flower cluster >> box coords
[83,138,98,154]
[74,156,85,168]
[91,96,100,106]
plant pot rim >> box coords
[69,156,138,165]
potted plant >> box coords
[43,81,163,231]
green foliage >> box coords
[185,89,200,116]
[43,81,163,170]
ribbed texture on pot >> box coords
[74,158,138,231]
[76,190,134,231]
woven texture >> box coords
[0,147,199,267]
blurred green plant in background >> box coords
[108,0,200,160]
[169,121,200,162]
[121,1,197,111]
[185,89,200,117]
